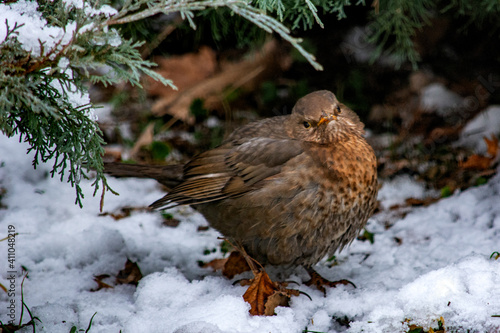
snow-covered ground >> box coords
[1,133,499,333]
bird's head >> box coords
[288,90,365,144]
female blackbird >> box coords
[106,90,378,271]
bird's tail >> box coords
[103,162,183,190]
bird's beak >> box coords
[317,112,337,126]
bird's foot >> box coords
[304,267,356,295]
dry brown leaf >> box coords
[305,270,355,295]
[92,274,113,291]
[162,216,181,227]
[485,135,499,157]
[103,147,122,162]
[147,46,216,98]
[99,206,148,221]
[405,197,440,207]
[223,251,251,279]
[264,291,292,316]
[242,270,300,316]
[243,271,277,316]
[116,259,143,286]
[460,135,498,170]
[203,258,228,272]
[426,126,461,145]
[460,154,493,170]
[151,39,292,122]
[146,46,217,122]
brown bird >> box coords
[105,90,378,284]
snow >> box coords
[420,83,465,117]
[459,106,500,153]
[1,134,500,333]
[0,0,119,122]
[0,1,76,58]
[340,26,398,67]
[375,175,428,209]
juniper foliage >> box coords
[0,0,323,207]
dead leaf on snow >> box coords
[203,258,228,272]
[162,216,181,227]
[405,197,440,207]
[116,259,143,286]
[197,225,210,231]
[223,251,251,279]
[460,135,498,170]
[485,135,499,157]
[202,251,251,278]
[264,291,292,316]
[92,274,113,291]
[243,271,277,316]
[99,206,149,221]
[242,270,299,316]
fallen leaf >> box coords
[92,274,113,291]
[99,206,152,221]
[243,271,277,316]
[103,147,122,162]
[99,207,132,220]
[223,251,251,279]
[242,270,300,316]
[304,269,356,295]
[147,46,216,98]
[161,212,181,227]
[388,197,441,211]
[203,258,228,272]
[197,225,210,231]
[405,197,440,207]
[460,135,498,170]
[151,39,292,122]
[485,135,499,157]
[146,46,217,123]
[460,154,494,170]
[116,259,143,286]
[264,291,291,316]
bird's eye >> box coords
[336,105,341,113]
[303,121,311,129]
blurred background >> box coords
[94,1,500,204]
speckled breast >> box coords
[198,139,378,267]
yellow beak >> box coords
[317,113,337,126]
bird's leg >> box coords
[219,238,258,278]
[304,266,356,295]
[235,244,261,276]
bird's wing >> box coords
[149,137,303,209]
[224,137,304,187]
[225,116,290,141]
